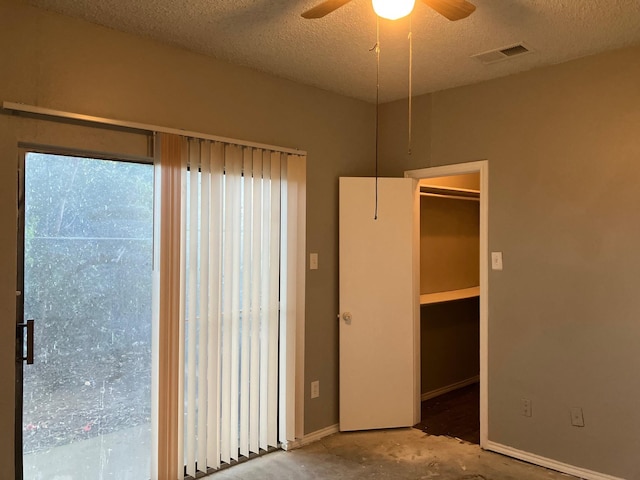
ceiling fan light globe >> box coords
[372,0,415,20]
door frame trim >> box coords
[15,149,26,480]
[404,160,489,448]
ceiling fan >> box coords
[302,0,476,21]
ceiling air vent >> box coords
[472,43,532,65]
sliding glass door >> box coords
[15,138,306,479]
[17,152,154,479]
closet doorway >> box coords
[405,161,488,447]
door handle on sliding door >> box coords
[17,319,34,365]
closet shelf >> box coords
[420,286,480,305]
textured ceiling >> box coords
[26,0,640,103]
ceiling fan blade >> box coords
[421,0,476,21]
[301,0,353,19]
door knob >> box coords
[342,312,353,324]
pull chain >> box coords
[371,15,412,218]
[408,14,413,155]
[370,16,380,220]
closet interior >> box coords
[416,172,480,444]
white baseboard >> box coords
[282,423,340,451]
[486,441,624,480]
[421,375,480,401]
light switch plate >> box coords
[310,253,318,270]
[491,252,503,271]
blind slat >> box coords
[229,147,242,461]
[206,143,224,469]
[258,151,271,451]
[176,138,189,480]
[249,150,263,454]
[197,143,211,472]
[186,141,200,477]
[267,153,281,448]
[278,157,294,444]
[219,145,234,464]
[239,149,253,457]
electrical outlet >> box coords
[570,407,585,427]
[522,398,532,417]
[311,380,320,399]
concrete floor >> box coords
[213,428,576,480]
[23,424,150,479]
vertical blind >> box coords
[175,138,305,477]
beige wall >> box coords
[382,46,640,479]
[420,195,479,294]
[0,1,375,475]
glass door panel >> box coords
[20,153,153,479]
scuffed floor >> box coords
[211,428,576,479]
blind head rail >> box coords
[2,101,307,156]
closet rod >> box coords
[419,192,480,202]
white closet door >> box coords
[338,177,420,431]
